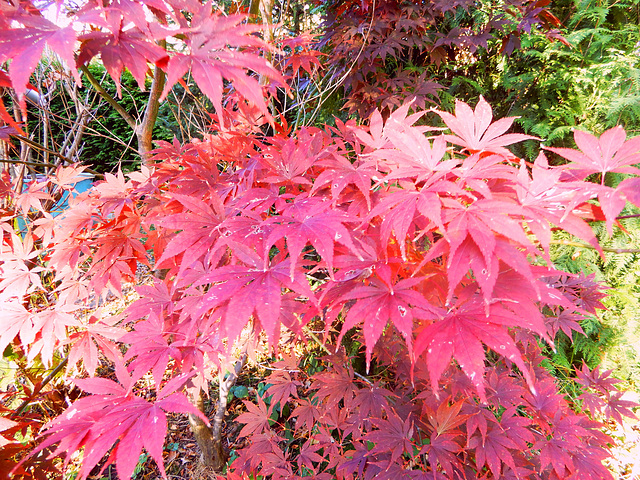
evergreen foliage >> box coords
[488,0,640,154]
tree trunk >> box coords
[188,351,248,471]
[136,46,166,160]
[188,389,226,470]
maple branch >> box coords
[213,349,248,445]
[5,137,103,178]
[188,389,219,469]
[0,157,59,169]
[137,41,167,157]
[283,0,377,128]
[19,85,135,166]
[80,64,137,130]
[616,213,640,221]
[550,239,640,254]
[188,346,249,471]
[12,354,69,418]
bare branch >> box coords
[80,64,137,130]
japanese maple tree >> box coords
[319,0,568,118]
[1,1,640,479]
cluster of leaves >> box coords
[0,0,282,134]
[316,0,640,160]
[318,0,566,119]
[3,89,640,478]
[230,346,633,480]
[0,342,80,480]
[1,1,640,479]
[549,209,640,387]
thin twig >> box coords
[0,158,60,168]
[8,136,103,178]
[616,214,640,221]
[306,330,373,385]
[12,355,69,418]
[550,239,640,254]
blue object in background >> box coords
[53,174,94,216]
[16,173,94,234]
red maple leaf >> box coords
[155,192,226,270]
[125,280,176,323]
[336,441,371,478]
[420,431,463,478]
[296,440,324,472]
[546,310,585,338]
[335,264,441,368]
[436,96,536,156]
[236,396,272,438]
[265,195,361,278]
[618,176,640,208]
[414,296,544,400]
[264,370,301,408]
[603,391,638,424]
[92,169,133,217]
[431,197,534,305]
[536,436,575,477]
[281,31,325,76]
[0,300,33,358]
[311,153,378,208]
[546,126,640,180]
[353,385,393,419]
[485,370,526,407]
[66,312,124,377]
[121,316,181,385]
[15,180,51,215]
[291,399,321,433]
[310,365,358,410]
[24,365,206,480]
[25,304,81,366]
[575,364,621,394]
[160,12,283,126]
[365,409,414,465]
[378,130,456,182]
[192,252,315,343]
[258,134,319,187]
[86,225,148,294]
[286,50,324,76]
[516,152,602,254]
[469,425,519,477]
[468,407,532,478]
[77,18,168,95]
[367,178,459,261]
[0,12,79,105]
